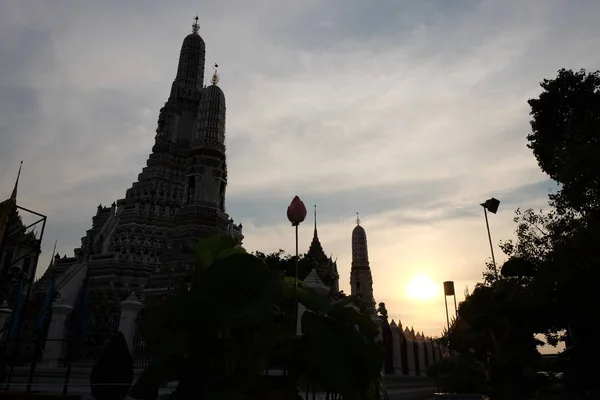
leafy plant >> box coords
[90,332,134,400]
[130,235,383,400]
[426,354,487,394]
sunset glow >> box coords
[406,274,440,301]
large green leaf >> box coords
[141,293,188,351]
[189,253,283,329]
[281,277,309,302]
[214,246,247,261]
[192,235,240,272]
[328,306,379,339]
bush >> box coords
[426,354,488,394]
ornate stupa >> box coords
[350,213,376,314]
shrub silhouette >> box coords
[90,331,134,400]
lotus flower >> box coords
[287,196,307,226]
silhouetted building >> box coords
[304,206,339,291]
[350,215,376,314]
[28,19,244,363]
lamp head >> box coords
[482,197,500,214]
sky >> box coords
[1,0,599,353]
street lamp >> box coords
[443,281,456,333]
[480,197,500,277]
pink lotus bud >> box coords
[287,196,307,226]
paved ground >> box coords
[382,375,437,399]
[387,385,437,399]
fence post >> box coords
[404,328,416,376]
[417,338,426,376]
[426,338,435,366]
[0,301,11,341]
[119,292,143,354]
[389,320,402,375]
[432,341,440,362]
[40,304,73,367]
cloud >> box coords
[1,0,599,341]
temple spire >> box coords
[356,212,360,226]
[192,15,200,34]
[211,63,220,85]
[313,204,317,237]
[49,240,57,267]
[11,160,23,200]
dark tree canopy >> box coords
[442,69,600,397]
[527,68,600,213]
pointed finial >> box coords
[49,240,58,267]
[356,212,360,226]
[192,15,200,34]
[313,205,317,235]
[211,63,220,85]
[11,160,23,200]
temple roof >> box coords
[306,205,330,264]
[305,205,338,287]
[304,268,325,286]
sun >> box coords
[406,274,440,301]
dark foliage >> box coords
[426,354,487,394]
[130,236,382,400]
[90,332,134,400]
[446,69,600,398]
[527,68,600,214]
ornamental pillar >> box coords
[119,292,143,353]
[40,304,72,367]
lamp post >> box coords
[443,281,455,334]
[480,197,500,278]
[443,281,457,353]
[286,196,307,336]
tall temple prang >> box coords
[37,17,243,354]
[350,213,376,314]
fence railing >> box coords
[1,341,349,399]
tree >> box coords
[448,280,545,399]
[446,69,600,398]
[503,68,600,396]
[253,250,316,283]
[527,68,600,342]
[527,68,600,215]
